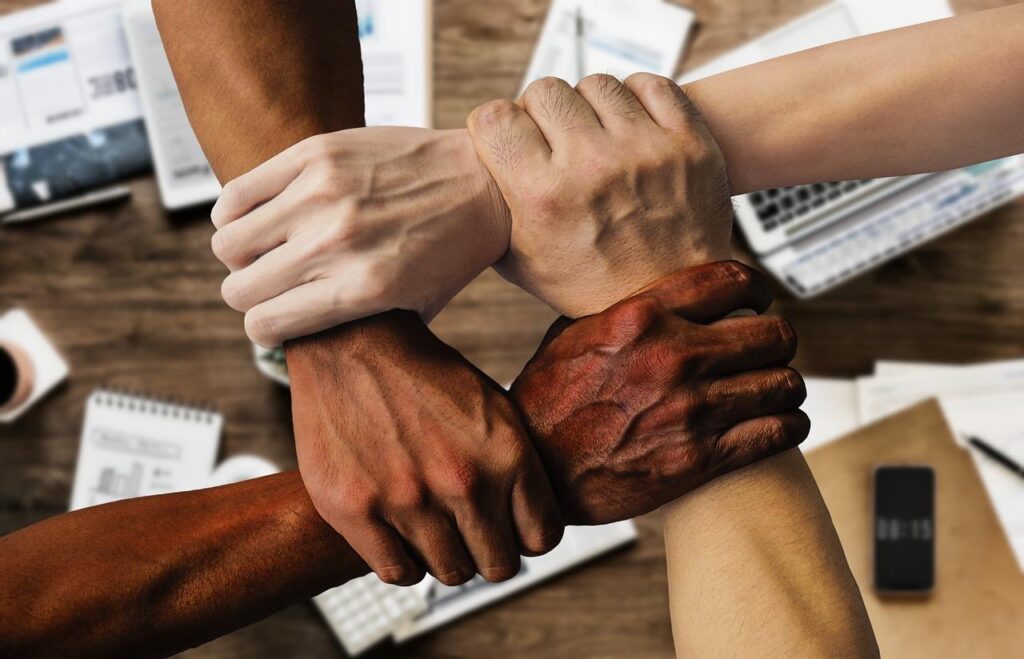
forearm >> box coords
[0,473,367,658]
[663,450,877,657]
[685,4,1024,194]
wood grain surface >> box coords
[0,1,1019,657]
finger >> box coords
[509,456,564,557]
[703,368,807,428]
[211,186,306,271]
[211,136,324,228]
[715,411,811,471]
[220,236,318,313]
[467,99,551,183]
[575,74,652,131]
[623,73,704,132]
[340,518,427,587]
[454,500,522,583]
[639,261,774,322]
[244,278,387,348]
[701,315,798,375]
[391,509,476,587]
[519,77,602,149]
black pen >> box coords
[966,436,1024,479]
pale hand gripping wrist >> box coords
[208,127,510,347]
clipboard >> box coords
[805,400,1023,656]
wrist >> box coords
[449,128,512,266]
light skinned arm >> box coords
[209,3,1024,346]
[690,2,1024,194]
[663,452,878,657]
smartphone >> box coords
[873,465,935,594]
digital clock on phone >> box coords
[874,465,935,594]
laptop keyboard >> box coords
[750,180,879,231]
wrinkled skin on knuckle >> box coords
[244,308,278,348]
[774,318,799,361]
[470,100,529,173]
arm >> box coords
[206,4,1024,345]
[0,473,368,658]
[663,453,878,657]
[0,264,806,658]
[153,0,562,587]
[468,84,877,655]
[687,3,1024,194]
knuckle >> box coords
[526,76,565,100]
[220,275,248,312]
[577,73,619,94]
[773,318,798,355]
[610,295,663,336]
[479,560,522,584]
[723,260,755,288]
[336,487,379,521]
[244,308,278,348]
[780,368,807,402]
[210,229,233,264]
[759,417,786,449]
[377,564,425,587]
[638,340,687,379]
[442,461,486,503]
[522,524,564,557]
[627,72,673,96]
[434,567,473,587]
[387,479,430,516]
[469,99,518,132]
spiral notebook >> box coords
[69,389,222,511]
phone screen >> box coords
[874,465,935,593]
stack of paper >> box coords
[801,360,1024,572]
[521,0,695,93]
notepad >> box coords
[69,389,222,510]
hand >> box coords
[208,128,510,347]
[288,311,563,586]
[467,73,734,318]
[511,261,809,524]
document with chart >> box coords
[0,0,149,214]
[69,390,222,510]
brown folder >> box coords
[805,400,1023,657]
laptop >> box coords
[680,1,1024,298]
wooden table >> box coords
[1,1,1019,657]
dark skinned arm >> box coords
[0,472,366,658]
[152,0,564,588]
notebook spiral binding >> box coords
[90,388,219,424]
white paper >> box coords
[69,390,222,510]
[0,0,142,155]
[119,0,432,209]
[858,361,1024,572]
[122,0,219,210]
[799,377,860,453]
[360,0,432,128]
[680,0,953,84]
[522,0,694,93]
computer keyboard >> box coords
[749,179,881,231]
[768,159,1024,297]
[313,574,428,656]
